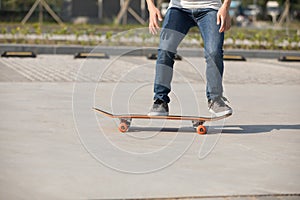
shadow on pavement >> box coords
[128,127,187,133]
[127,124,300,134]
[221,124,300,134]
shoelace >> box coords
[221,96,230,103]
[209,96,230,109]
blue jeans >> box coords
[154,7,224,103]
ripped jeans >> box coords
[154,7,224,103]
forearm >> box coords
[222,0,231,10]
[146,0,156,10]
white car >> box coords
[243,4,262,17]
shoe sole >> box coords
[208,109,233,117]
[147,112,169,116]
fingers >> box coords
[149,16,160,34]
[149,18,162,35]
[225,15,231,31]
[218,15,225,33]
[149,20,159,35]
[157,11,163,22]
[217,13,221,26]
[149,10,163,35]
[217,12,231,33]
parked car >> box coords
[243,4,263,17]
[266,1,280,23]
[229,0,242,17]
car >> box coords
[243,4,262,17]
[266,1,280,16]
[266,1,281,23]
[229,0,242,17]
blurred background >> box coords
[1,0,300,24]
[0,0,299,49]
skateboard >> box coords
[93,107,231,134]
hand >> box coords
[217,5,231,33]
[148,5,163,34]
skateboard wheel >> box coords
[196,125,207,135]
[118,122,128,133]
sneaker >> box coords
[148,99,169,116]
[208,97,233,117]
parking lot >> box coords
[0,54,299,199]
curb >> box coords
[0,44,299,59]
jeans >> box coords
[154,7,224,103]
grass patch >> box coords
[0,22,299,50]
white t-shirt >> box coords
[169,0,222,10]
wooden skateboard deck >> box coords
[93,107,232,134]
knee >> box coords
[205,48,223,60]
[157,49,175,66]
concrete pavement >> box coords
[0,54,299,199]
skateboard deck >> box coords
[93,107,231,134]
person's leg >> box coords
[149,7,196,115]
[194,8,232,116]
[194,8,224,100]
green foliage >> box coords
[53,26,68,34]
[0,22,299,50]
[224,26,299,50]
[106,31,113,40]
[1,27,7,34]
